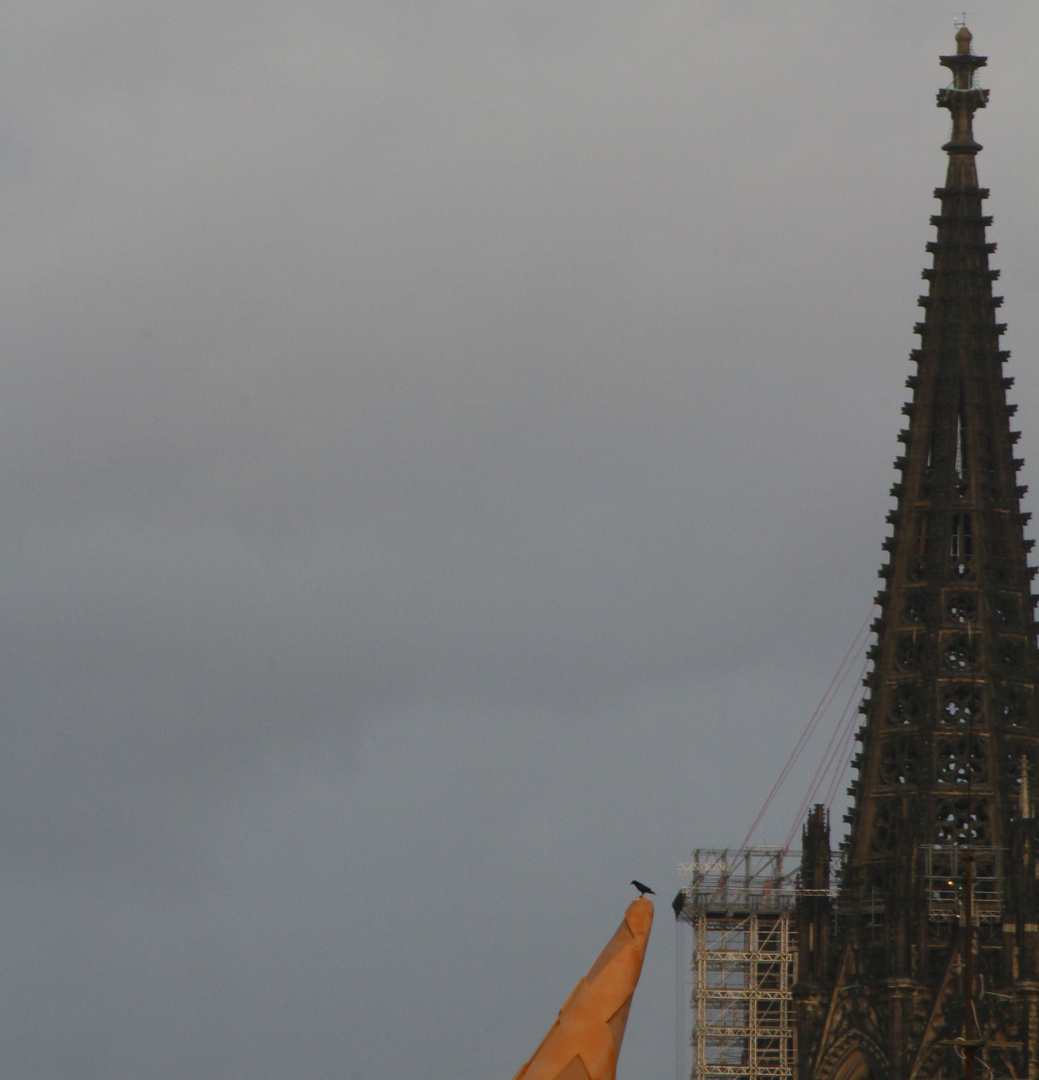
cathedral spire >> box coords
[795,28,1039,1080]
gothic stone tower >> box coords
[794,28,1039,1080]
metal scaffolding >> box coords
[674,848,800,1080]
[922,844,1003,922]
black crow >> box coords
[631,880,656,897]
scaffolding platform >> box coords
[673,848,814,1080]
[922,844,1003,922]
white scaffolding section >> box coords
[674,849,799,1080]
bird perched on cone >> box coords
[631,880,655,897]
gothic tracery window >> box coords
[935,736,987,784]
[871,803,898,852]
[887,683,923,726]
[994,593,1019,627]
[996,682,1031,728]
[903,592,929,625]
[880,735,919,785]
[996,636,1025,674]
[942,635,974,671]
[946,591,977,624]
[935,796,990,845]
[940,683,981,725]
[897,637,924,672]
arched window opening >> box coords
[951,514,972,559]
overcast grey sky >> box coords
[0,2,1037,1078]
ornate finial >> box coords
[938,26,988,161]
